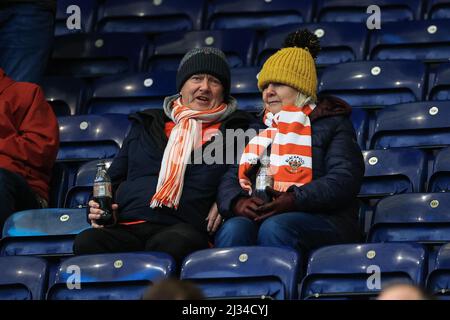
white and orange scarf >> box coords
[239,104,316,193]
[150,96,235,209]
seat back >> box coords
[300,243,427,299]
[257,22,367,67]
[1,208,90,257]
[47,33,147,78]
[429,146,450,192]
[230,67,261,113]
[360,148,427,197]
[350,108,369,150]
[0,256,48,300]
[371,101,450,149]
[318,61,425,108]
[149,29,256,71]
[97,0,204,33]
[207,0,313,30]
[316,0,421,22]
[369,20,450,64]
[428,63,450,101]
[57,114,130,161]
[47,252,176,300]
[42,76,86,116]
[369,193,450,244]
[427,243,450,299]
[180,246,301,300]
[87,71,176,114]
[57,114,130,187]
[426,0,450,19]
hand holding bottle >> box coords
[88,200,119,228]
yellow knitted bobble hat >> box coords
[258,29,320,101]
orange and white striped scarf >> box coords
[239,104,316,193]
[150,97,233,209]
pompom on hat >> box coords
[257,29,320,101]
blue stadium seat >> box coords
[206,0,313,31]
[149,29,257,71]
[350,108,369,150]
[368,193,450,244]
[358,148,427,235]
[369,20,450,64]
[0,256,48,300]
[427,243,450,299]
[428,63,450,101]
[57,114,130,188]
[426,0,450,19]
[428,147,450,192]
[360,149,427,197]
[0,208,90,257]
[48,162,70,208]
[65,159,113,208]
[230,67,261,112]
[316,0,422,22]
[300,243,427,299]
[96,0,204,33]
[42,76,86,116]
[370,101,450,149]
[87,72,176,114]
[180,246,301,300]
[318,61,426,108]
[47,33,147,78]
[55,0,97,35]
[47,252,176,300]
[257,22,367,67]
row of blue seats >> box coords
[55,0,450,36]
[1,241,450,300]
[47,19,450,78]
[4,192,450,253]
[43,60,450,116]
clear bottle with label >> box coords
[252,156,274,203]
[93,161,115,226]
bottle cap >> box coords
[261,155,270,166]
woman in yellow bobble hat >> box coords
[215,29,365,254]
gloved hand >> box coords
[254,186,297,222]
[232,196,265,220]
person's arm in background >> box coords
[0,86,59,173]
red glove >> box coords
[232,196,265,220]
[254,187,297,222]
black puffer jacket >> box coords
[217,95,365,242]
[107,107,252,234]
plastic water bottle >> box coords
[253,156,274,203]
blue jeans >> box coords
[0,168,40,231]
[215,212,348,252]
[0,3,54,85]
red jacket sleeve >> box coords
[0,86,59,172]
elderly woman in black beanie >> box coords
[215,30,365,254]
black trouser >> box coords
[0,168,40,231]
[73,222,209,269]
